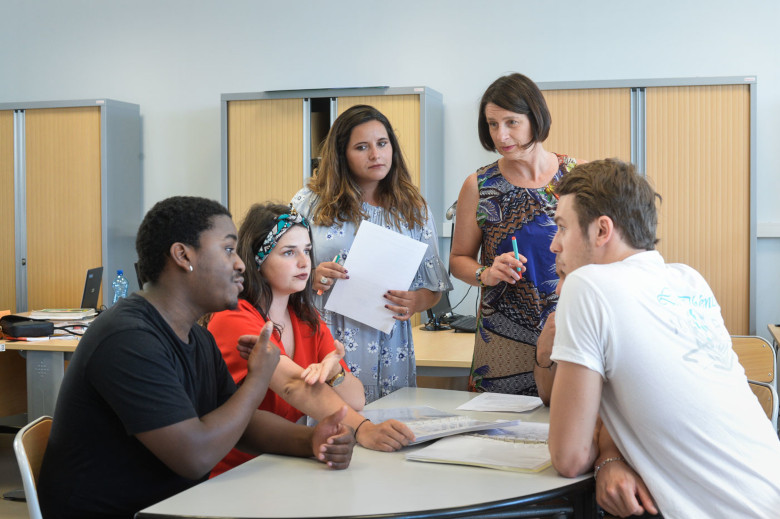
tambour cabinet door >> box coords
[542,88,632,163]
[647,85,750,334]
[24,107,103,310]
[0,110,15,312]
[227,98,304,227]
[337,95,421,188]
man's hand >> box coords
[357,419,415,451]
[596,459,659,517]
[238,323,280,384]
[311,406,355,469]
[301,340,345,384]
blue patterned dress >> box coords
[469,154,576,395]
[292,187,452,403]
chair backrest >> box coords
[732,335,775,383]
[747,381,779,429]
[13,416,52,519]
[732,335,778,430]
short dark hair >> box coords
[237,202,320,335]
[556,159,661,250]
[477,73,552,152]
[136,196,231,284]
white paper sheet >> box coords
[456,393,544,413]
[324,221,428,334]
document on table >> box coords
[406,422,551,473]
[457,392,543,413]
[324,220,428,334]
[358,406,520,445]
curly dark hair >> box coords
[477,73,551,152]
[308,104,427,231]
[136,196,232,284]
[238,202,320,336]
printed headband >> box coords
[254,206,309,268]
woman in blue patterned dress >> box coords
[292,105,452,404]
[450,73,577,402]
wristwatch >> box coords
[327,366,345,387]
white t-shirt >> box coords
[552,251,780,519]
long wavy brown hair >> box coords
[237,202,320,336]
[308,104,427,230]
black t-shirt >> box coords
[38,294,237,519]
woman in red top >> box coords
[208,203,414,476]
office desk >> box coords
[0,337,78,421]
[412,328,475,377]
[137,387,595,519]
[0,328,476,423]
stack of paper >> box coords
[29,308,96,320]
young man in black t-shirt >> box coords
[38,196,355,519]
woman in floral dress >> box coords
[292,104,451,403]
[450,73,577,401]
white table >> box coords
[136,388,594,518]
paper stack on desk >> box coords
[29,308,96,320]
[405,422,551,473]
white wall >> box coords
[2,0,779,338]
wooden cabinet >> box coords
[0,100,142,313]
[539,78,755,334]
[220,87,443,230]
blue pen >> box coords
[511,237,522,278]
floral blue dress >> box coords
[470,154,576,395]
[292,187,452,403]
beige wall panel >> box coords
[0,111,15,312]
[542,88,632,162]
[227,99,304,227]
[337,95,421,187]
[647,85,750,334]
[25,107,103,310]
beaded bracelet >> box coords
[593,456,625,480]
[354,418,371,441]
[475,266,488,287]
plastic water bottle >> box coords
[111,269,129,305]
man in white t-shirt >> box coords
[547,159,780,519]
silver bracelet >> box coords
[593,456,625,480]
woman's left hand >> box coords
[384,289,426,321]
[301,340,346,384]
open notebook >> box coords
[358,406,520,445]
[405,422,551,473]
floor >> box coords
[0,432,30,519]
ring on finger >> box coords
[320,276,329,285]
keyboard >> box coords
[449,314,477,333]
